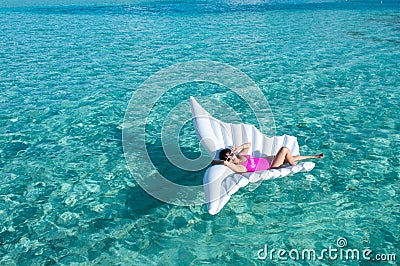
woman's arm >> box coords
[211,160,247,173]
[232,142,251,155]
[224,161,247,173]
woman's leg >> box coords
[270,147,324,169]
[270,147,295,168]
[293,154,324,162]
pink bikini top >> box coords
[240,155,271,172]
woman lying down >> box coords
[211,142,324,173]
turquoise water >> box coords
[1,0,399,265]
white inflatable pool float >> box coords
[190,96,315,215]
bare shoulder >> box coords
[237,154,248,162]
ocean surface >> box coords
[1,0,399,265]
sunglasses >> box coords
[225,152,236,162]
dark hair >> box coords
[219,148,231,160]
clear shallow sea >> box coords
[1,0,399,265]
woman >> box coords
[211,142,323,173]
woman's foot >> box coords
[316,153,324,159]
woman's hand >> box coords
[232,143,251,154]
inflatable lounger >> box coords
[190,97,315,215]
